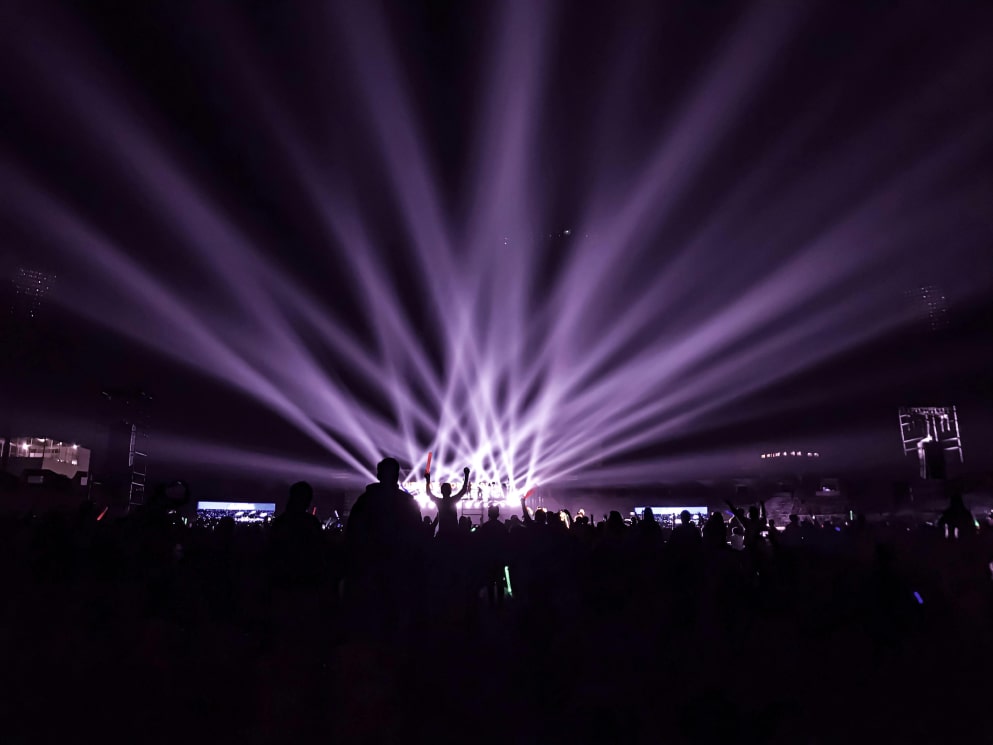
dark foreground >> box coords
[1,500,991,745]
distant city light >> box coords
[10,267,56,321]
[905,285,950,332]
[760,450,821,460]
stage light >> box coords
[6,0,990,491]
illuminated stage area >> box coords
[404,478,521,513]
[0,6,992,744]
[1,1,990,491]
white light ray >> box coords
[4,4,991,489]
[5,177,375,477]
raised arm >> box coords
[425,468,435,500]
[521,497,533,526]
[453,467,471,501]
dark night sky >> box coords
[0,0,990,490]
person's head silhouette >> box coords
[607,511,624,531]
[287,481,314,513]
[488,504,500,521]
[376,457,400,485]
[679,510,692,525]
[441,482,453,498]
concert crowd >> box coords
[1,457,991,744]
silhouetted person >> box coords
[725,497,766,548]
[476,504,509,607]
[270,481,324,587]
[130,480,191,575]
[783,514,802,547]
[703,512,728,550]
[345,458,424,636]
[477,504,504,532]
[426,466,470,537]
[347,458,422,558]
[669,510,702,553]
[144,479,191,520]
[520,499,547,528]
[765,518,780,550]
[545,509,563,531]
[605,510,626,537]
[638,508,663,541]
[938,492,975,538]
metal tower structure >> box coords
[102,387,153,511]
[898,406,963,478]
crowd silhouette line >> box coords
[0,456,990,744]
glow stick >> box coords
[97,506,109,521]
[426,451,433,474]
[504,565,513,598]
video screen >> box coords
[196,501,276,524]
[633,506,709,526]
